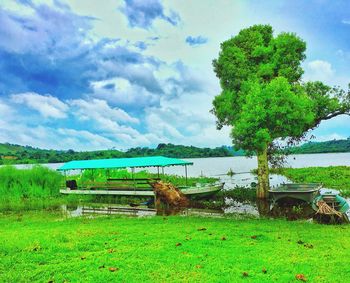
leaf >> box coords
[242,272,249,277]
[176,243,182,247]
[221,236,227,241]
[109,267,119,272]
[197,227,207,231]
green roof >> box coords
[57,156,193,171]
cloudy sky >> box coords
[1,0,350,151]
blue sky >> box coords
[0,0,349,150]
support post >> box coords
[185,165,188,186]
[131,168,135,192]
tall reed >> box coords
[0,165,63,201]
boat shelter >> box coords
[58,156,194,195]
[58,156,223,198]
[58,156,193,172]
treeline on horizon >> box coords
[0,138,349,165]
[0,143,243,165]
[287,138,350,154]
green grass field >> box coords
[1,212,350,283]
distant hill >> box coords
[1,138,349,165]
[288,138,350,154]
[0,143,235,165]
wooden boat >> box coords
[268,183,322,203]
[58,156,223,199]
[59,182,223,199]
[312,191,350,222]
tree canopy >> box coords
[212,24,350,197]
[212,24,314,153]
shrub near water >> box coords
[0,165,63,201]
[79,168,217,187]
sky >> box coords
[0,0,350,151]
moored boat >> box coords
[268,183,322,204]
[312,191,350,222]
[58,156,223,199]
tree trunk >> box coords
[257,145,270,199]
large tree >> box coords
[212,25,350,198]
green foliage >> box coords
[288,138,350,154]
[0,166,98,210]
[231,78,314,151]
[212,24,314,152]
[0,165,63,200]
[304,81,350,130]
[78,168,217,187]
[219,187,257,202]
[2,212,350,282]
[281,166,350,196]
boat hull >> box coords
[60,182,224,199]
[269,183,322,203]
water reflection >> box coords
[220,172,290,188]
[61,204,157,217]
[61,198,318,221]
[60,171,347,222]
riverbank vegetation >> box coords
[0,166,218,210]
[1,212,350,282]
[280,166,350,196]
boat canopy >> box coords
[57,156,193,171]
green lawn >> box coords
[282,166,350,196]
[1,212,350,282]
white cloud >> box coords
[69,98,139,124]
[91,77,159,107]
[314,133,347,142]
[11,92,68,119]
[303,59,344,86]
[57,128,116,148]
[306,60,334,80]
[0,99,14,118]
[342,20,350,25]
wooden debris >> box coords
[151,181,189,209]
[316,201,342,218]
